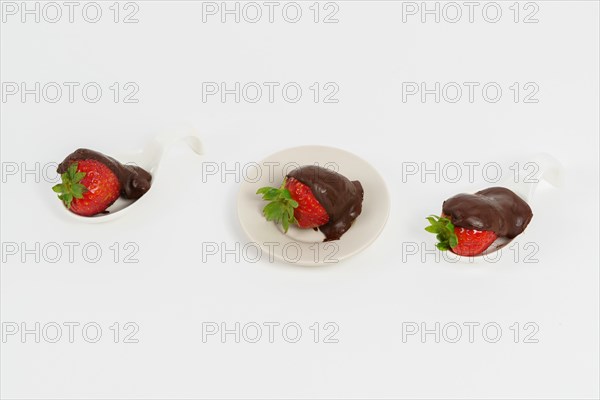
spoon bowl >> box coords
[471,153,564,258]
[57,127,203,223]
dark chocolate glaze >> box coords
[442,187,533,238]
[57,148,152,199]
[287,165,363,241]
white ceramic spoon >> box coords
[57,127,203,223]
[475,153,564,257]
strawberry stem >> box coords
[52,162,87,209]
[424,215,458,251]
[256,180,298,233]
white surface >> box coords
[1,1,599,399]
[237,145,390,265]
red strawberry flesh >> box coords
[451,227,497,256]
[285,177,329,228]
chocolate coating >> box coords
[57,148,152,199]
[442,187,533,238]
[287,165,363,241]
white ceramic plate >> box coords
[237,145,390,266]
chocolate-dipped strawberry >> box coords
[53,148,152,216]
[425,187,533,256]
[256,165,364,241]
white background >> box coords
[1,1,599,399]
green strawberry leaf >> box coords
[424,214,459,252]
[257,187,281,201]
[70,183,86,199]
[282,210,290,232]
[52,162,88,209]
[68,163,78,178]
[449,234,458,248]
[436,242,450,251]
[256,180,298,233]
[74,171,86,182]
[256,187,273,195]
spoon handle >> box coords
[503,153,564,203]
[153,126,204,155]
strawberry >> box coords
[52,160,121,216]
[425,215,497,256]
[256,177,329,232]
[285,177,330,228]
